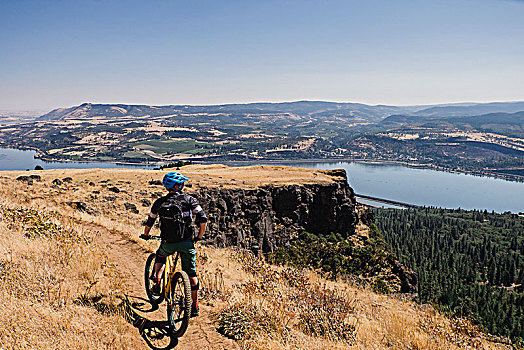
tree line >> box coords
[374,207,524,341]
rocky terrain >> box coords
[0,164,512,349]
[9,164,417,293]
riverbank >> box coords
[2,145,524,183]
[0,147,158,171]
[3,148,524,212]
[33,153,162,167]
[215,158,524,183]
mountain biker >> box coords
[141,171,207,317]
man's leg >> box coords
[152,255,166,293]
[179,242,199,316]
[154,257,166,281]
[154,242,175,293]
[190,276,199,306]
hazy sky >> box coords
[1,0,523,111]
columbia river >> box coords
[1,148,523,213]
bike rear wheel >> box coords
[167,271,191,337]
[144,253,165,304]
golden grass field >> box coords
[0,165,512,349]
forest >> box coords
[374,208,524,341]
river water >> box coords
[284,161,524,213]
[0,148,155,170]
[1,148,523,213]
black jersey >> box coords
[145,192,207,243]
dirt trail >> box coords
[84,221,239,350]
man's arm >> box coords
[188,195,207,240]
[143,214,157,237]
[142,199,160,238]
[197,222,207,240]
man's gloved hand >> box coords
[139,234,151,240]
[193,236,202,243]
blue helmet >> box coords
[162,172,189,190]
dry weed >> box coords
[0,197,134,349]
[205,246,512,350]
[213,249,357,348]
[0,171,514,350]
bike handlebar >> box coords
[139,234,205,243]
[139,234,162,240]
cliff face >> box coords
[196,176,357,252]
[193,170,417,294]
[4,165,417,293]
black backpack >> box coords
[158,195,187,242]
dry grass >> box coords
[0,181,138,349]
[0,168,514,349]
[0,164,343,191]
[194,246,511,350]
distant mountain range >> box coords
[37,101,412,123]
[410,101,524,118]
[380,111,524,138]
[2,100,523,181]
[37,100,524,123]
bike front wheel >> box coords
[167,271,191,337]
[144,253,165,305]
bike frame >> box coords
[142,235,192,337]
[162,252,180,300]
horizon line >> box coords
[3,98,524,113]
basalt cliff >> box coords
[197,170,356,251]
[6,164,417,293]
[1,164,513,349]
[192,168,416,293]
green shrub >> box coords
[267,229,391,280]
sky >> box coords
[1,0,523,111]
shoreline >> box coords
[1,146,523,183]
[212,158,524,183]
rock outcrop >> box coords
[196,176,357,253]
[192,169,417,293]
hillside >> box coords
[0,165,514,349]
[412,102,524,118]
[375,208,524,340]
[350,110,524,181]
[380,111,524,139]
[1,100,524,181]
[36,101,412,122]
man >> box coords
[141,171,207,317]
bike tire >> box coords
[144,253,165,305]
[167,270,191,337]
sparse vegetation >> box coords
[204,248,509,349]
[215,249,358,346]
[267,224,399,293]
[0,167,516,349]
[0,203,134,348]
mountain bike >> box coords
[140,235,192,337]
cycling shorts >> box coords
[156,241,197,277]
